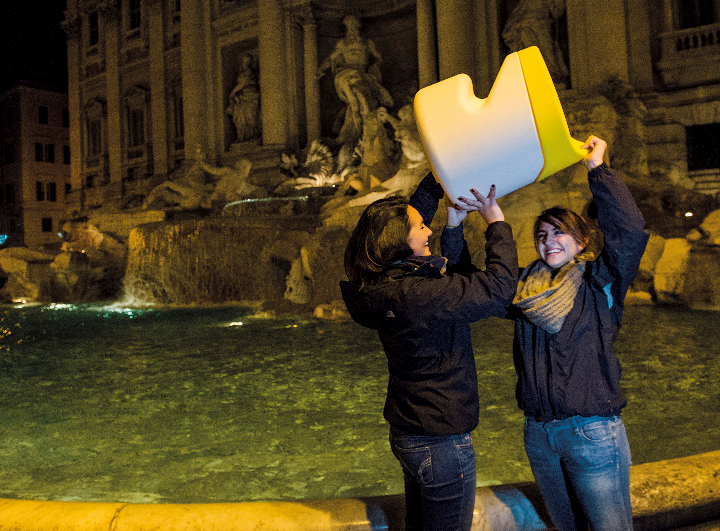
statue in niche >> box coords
[317,15,394,147]
[502,0,569,86]
[226,52,261,143]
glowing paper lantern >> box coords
[414,46,586,202]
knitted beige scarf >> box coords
[513,252,595,334]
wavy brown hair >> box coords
[344,197,414,287]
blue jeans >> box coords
[389,427,476,531]
[524,415,633,531]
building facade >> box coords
[0,84,71,250]
[60,0,720,216]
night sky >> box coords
[0,0,68,92]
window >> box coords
[687,123,720,170]
[129,0,141,30]
[88,12,99,46]
[64,145,70,164]
[65,183,72,195]
[63,109,70,127]
[2,143,14,164]
[123,86,149,152]
[174,92,184,139]
[88,119,102,156]
[5,183,13,204]
[41,218,53,233]
[39,106,48,125]
[128,108,145,147]
[35,182,56,202]
[678,0,715,29]
[35,143,54,163]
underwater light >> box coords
[0,235,7,245]
[227,321,244,327]
[685,212,693,217]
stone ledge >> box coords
[0,450,717,531]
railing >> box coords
[658,23,720,87]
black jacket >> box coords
[341,174,518,435]
[511,164,649,420]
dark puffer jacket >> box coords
[512,164,649,421]
[341,175,518,436]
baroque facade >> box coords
[61,0,720,216]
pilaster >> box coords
[436,0,476,83]
[566,0,629,90]
[416,0,437,89]
[148,0,168,177]
[258,0,289,147]
[181,0,209,159]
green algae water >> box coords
[0,303,717,504]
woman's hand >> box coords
[446,196,469,227]
[582,135,607,170]
[457,185,505,225]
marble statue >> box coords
[377,104,426,169]
[277,140,346,191]
[317,15,394,147]
[142,158,215,210]
[226,53,261,142]
[143,152,264,210]
[201,159,266,203]
[502,0,569,85]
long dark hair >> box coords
[344,197,414,287]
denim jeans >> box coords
[524,415,633,531]
[389,427,476,531]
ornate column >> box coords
[300,6,321,142]
[60,6,83,211]
[416,0,437,89]
[566,0,629,90]
[180,0,208,159]
[258,0,289,147]
[147,0,168,177]
[435,0,476,82]
[102,2,123,185]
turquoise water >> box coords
[0,303,717,504]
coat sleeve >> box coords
[588,164,649,312]
[403,221,518,323]
[409,172,445,226]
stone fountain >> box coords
[1,90,719,312]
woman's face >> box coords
[536,221,584,269]
[407,206,432,256]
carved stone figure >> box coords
[201,159,266,203]
[377,104,426,169]
[502,0,569,85]
[142,157,215,210]
[226,53,261,143]
[317,15,394,147]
